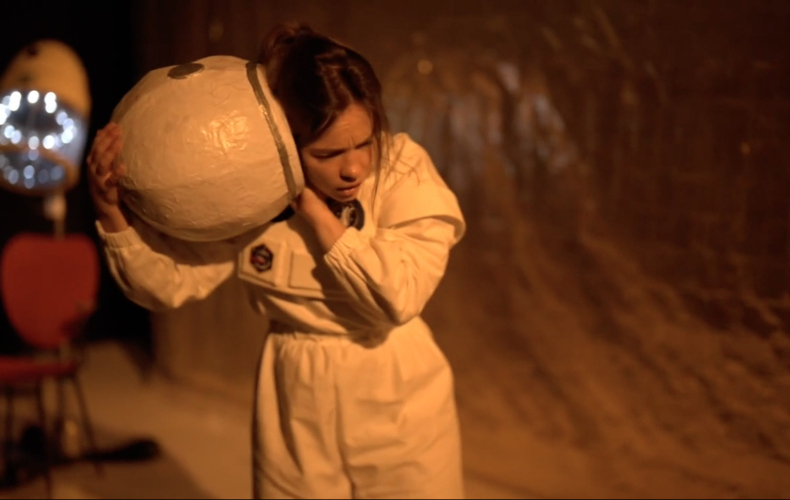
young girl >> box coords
[88,24,466,499]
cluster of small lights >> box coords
[0,89,83,191]
[1,153,64,190]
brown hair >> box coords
[258,24,389,169]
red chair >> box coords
[0,232,103,497]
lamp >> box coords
[0,40,91,236]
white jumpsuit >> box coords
[97,133,467,499]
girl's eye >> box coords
[314,151,341,160]
[311,139,371,159]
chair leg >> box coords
[70,374,103,476]
[2,387,17,487]
[55,377,67,457]
[33,382,53,499]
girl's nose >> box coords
[340,169,358,182]
[340,152,365,181]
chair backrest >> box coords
[0,232,99,350]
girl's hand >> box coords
[291,184,346,252]
[290,184,331,223]
[86,123,130,232]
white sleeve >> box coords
[97,217,241,311]
[323,135,465,327]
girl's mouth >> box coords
[336,184,360,198]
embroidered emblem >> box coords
[327,199,365,229]
[250,244,273,272]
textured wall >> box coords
[377,0,790,333]
[378,2,790,496]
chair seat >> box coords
[0,356,78,384]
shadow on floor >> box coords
[1,425,215,499]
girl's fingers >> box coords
[93,132,122,176]
[88,125,120,167]
[113,161,127,177]
[88,131,112,174]
[99,139,119,173]
[87,124,125,206]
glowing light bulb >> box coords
[56,111,67,125]
[28,136,40,149]
[11,130,22,144]
[23,165,34,179]
[27,90,40,104]
[9,91,21,111]
[61,128,74,144]
[42,135,55,149]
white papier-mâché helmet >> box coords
[111,55,304,242]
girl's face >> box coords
[300,103,374,202]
